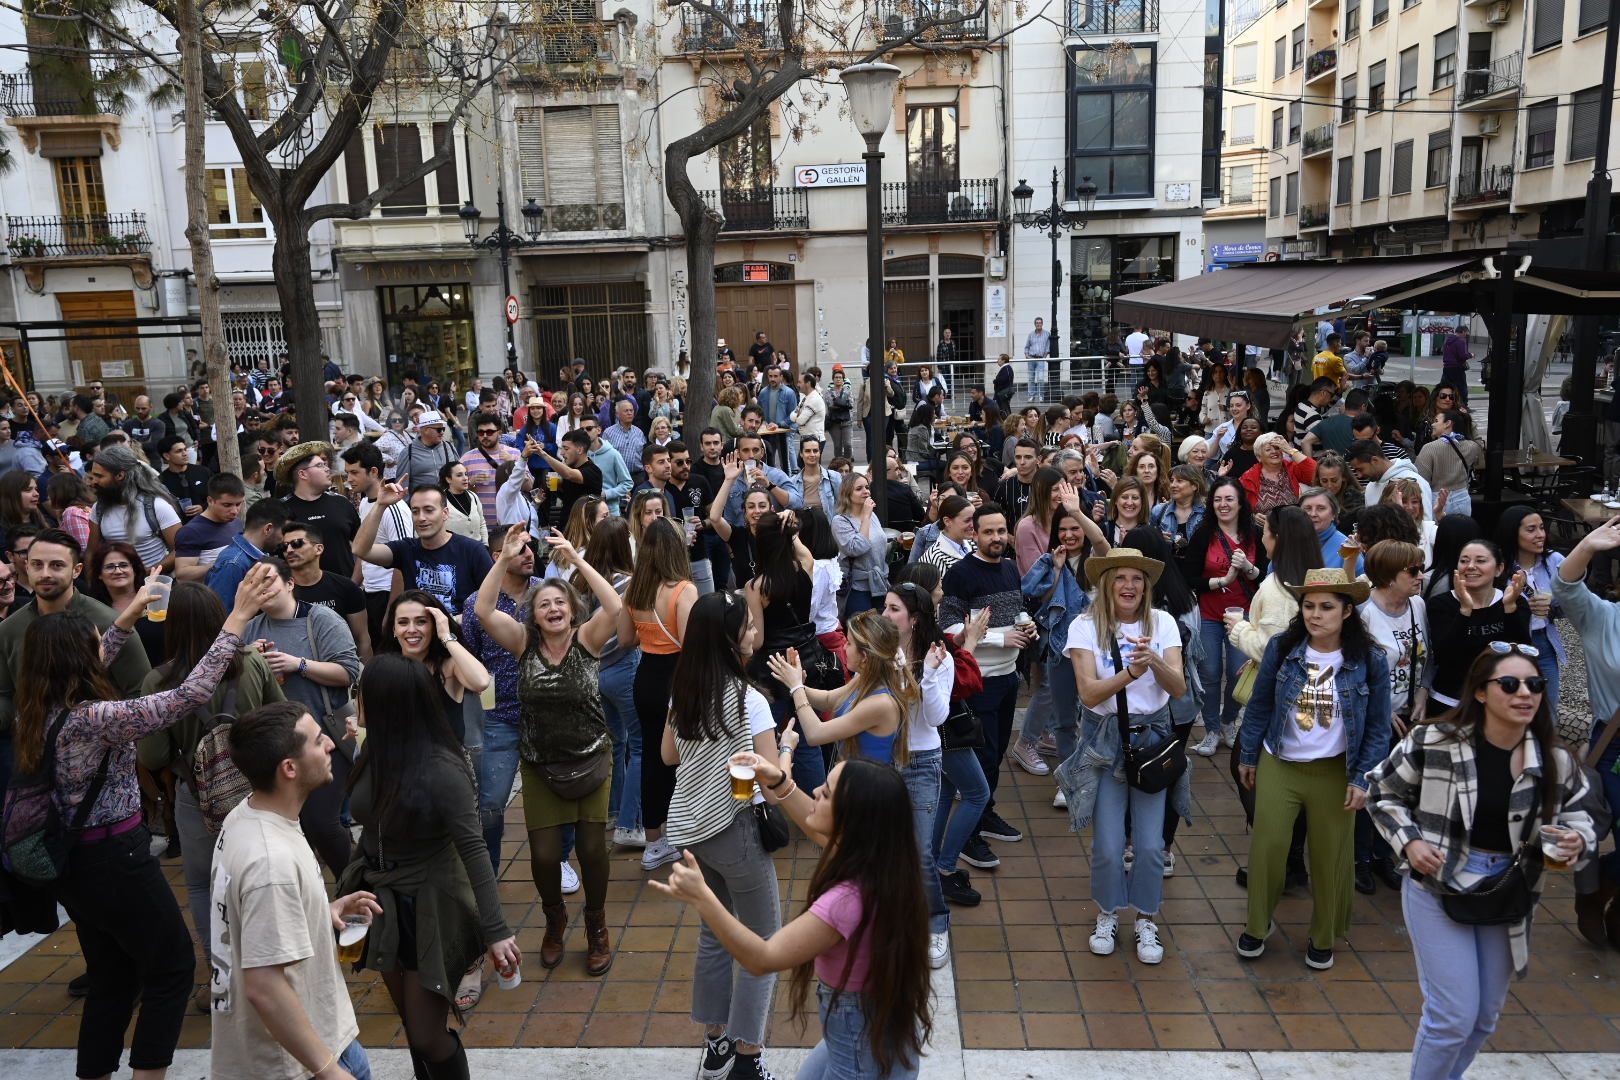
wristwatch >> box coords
[297,657,308,676]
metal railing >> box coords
[508,22,612,66]
[1305,47,1338,80]
[1460,52,1521,102]
[543,203,626,232]
[678,1,783,51]
[1068,0,1159,33]
[875,358,1166,412]
[0,63,121,117]
[881,178,998,226]
[701,187,810,231]
[4,213,152,257]
[1302,123,1335,156]
[875,0,989,41]
[1455,164,1514,205]
[1300,202,1329,228]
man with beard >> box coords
[667,441,714,595]
[282,521,371,660]
[88,444,184,572]
[121,394,158,448]
[351,483,492,615]
[277,443,361,579]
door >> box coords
[715,283,798,373]
[56,290,145,399]
[1463,33,1492,97]
[905,105,958,224]
[882,280,931,367]
[1457,137,1483,196]
[938,279,981,365]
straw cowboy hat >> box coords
[1284,566,1371,603]
[1084,546,1164,585]
[274,441,335,486]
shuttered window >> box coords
[1285,171,1299,215]
[1274,37,1285,80]
[1363,148,1382,200]
[373,124,426,216]
[1425,130,1450,187]
[431,122,459,214]
[1341,75,1357,123]
[1391,140,1414,194]
[1269,176,1281,217]
[1336,156,1353,204]
[514,105,626,231]
[1233,43,1257,82]
[1372,0,1388,24]
[1345,0,1360,37]
[1579,0,1610,32]
[1368,61,1386,113]
[1533,0,1565,51]
[1399,47,1418,102]
[517,107,547,202]
[1525,100,1558,167]
[1568,86,1602,161]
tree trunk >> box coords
[176,0,239,477]
[269,217,327,439]
[666,148,725,434]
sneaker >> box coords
[1035,733,1058,757]
[939,869,981,906]
[1052,788,1068,810]
[1192,730,1221,757]
[1354,863,1375,895]
[959,835,1001,870]
[978,810,1023,843]
[1220,722,1240,749]
[1122,845,1135,873]
[1089,911,1119,956]
[641,838,682,871]
[1163,851,1176,878]
[1134,919,1164,965]
[67,972,90,998]
[613,826,647,849]
[1008,739,1050,776]
[929,931,950,969]
[560,861,581,894]
[163,833,182,860]
[698,1032,736,1080]
[1235,866,1249,889]
[729,1051,778,1080]
[1306,943,1335,970]
[1235,921,1276,960]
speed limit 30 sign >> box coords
[505,295,520,325]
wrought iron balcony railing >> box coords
[5,213,152,257]
[679,1,784,51]
[543,203,627,232]
[1455,164,1513,205]
[1069,0,1159,33]
[0,63,122,117]
[701,187,811,232]
[1306,48,1337,80]
[882,179,999,226]
[1460,52,1521,102]
[508,22,612,67]
[1299,203,1329,228]
[1302,124,1335,157]
[876,0,989,42]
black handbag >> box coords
[750,620,844,693]
[1111,639,1188,795]
[1439,784,1544,926]
[940,695,986,751]
[752,802,791,852]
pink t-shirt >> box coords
[810,881,871,991]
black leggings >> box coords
[635,650,681,831]
[531,822,610,909]
[300,747,354,876]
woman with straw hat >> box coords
[1056,546,1187,966]
[1235,568,1392,971]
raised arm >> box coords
[708,454,744,541]
[351,483,406,566]
[549,531,624,655]
[475,529,531,657]
[428,605,490,695]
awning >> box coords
[1111,256,1477,348]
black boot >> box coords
[410,1048,431,1080]
[423,1031,470,1080]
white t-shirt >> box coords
[1359,596,1427,716]
[1125,331,1150,364]
[1273,647,1349,762]
[357,495,416,593]
[1064,608,1181,714]
[210,800,358,1079]
[91,496,182,570]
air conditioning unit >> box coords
[1487,2,1510,24]
[1478,114,1502,136]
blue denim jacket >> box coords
[1054,703,1191,831]
[1238,634,1392,789]
[1020,554,1089,669]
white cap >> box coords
[415,410,446,430]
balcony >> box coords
[1302,124,1335,158]
[1069,0,1159,34]
[881,179,999,226]
[1300,203,1330,229]
[679,1,783,51]
[0,64,121,118]
[544,203,627,232]
[1455,164,1514,208]
[701,187,810,232]
[507,22,613,69]
[1459,52,1521,109]
[1305,48,1338,83]
[876,0,989,42]
[4,212,153,290]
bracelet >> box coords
[313,1050,338,1078]
[771,781,798,802]
[768,772,791,790]
[297,657,308,676]
[787,683,806,695]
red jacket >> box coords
[1239,456,1317,505]
[949,645,984,702]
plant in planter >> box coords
[7,236,46,257]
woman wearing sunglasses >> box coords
[1425,539,1530,720]
[1368,643,1594,1080]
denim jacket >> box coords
[1021,554,1089,669]
[1238,635,1392,790]
[1054,703,1191,831]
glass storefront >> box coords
[379,283,476,392]
[1069,234,1176,356]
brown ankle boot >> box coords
[584,907,613,976]
[540,903,568,969]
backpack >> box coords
[190,684,246,835]
[1,710,112,886]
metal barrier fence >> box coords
[849,357,1140,414]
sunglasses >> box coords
[1485,675,1547,695]
[1487,641,1541,659]
[477,428,499,436]
[283,538,311,550]
[1402,564,1424,577]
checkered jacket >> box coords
[1366,723,1596,977]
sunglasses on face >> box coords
[1486,675,1547,695]
[283,538,310,550]
[1402,564,1425,577]
[477,428,499,437]
[1487,641,1540,659]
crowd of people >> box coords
[0,338,1613,1080]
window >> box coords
[1363,147,1382,199]
[205,166,267,239]
[1391,140,1414,194]
[1286,171,1299,215]
[1433,29,1456,90]
[214,41,270,121]
[516,105,627,231]
[1534,0,1565,51]
[1372,0,1389,24]
[1336,155,1354,204]
[1346,0,1360,38]
[1425,130,1451,186]
[1272,107,1284,147]
[373,124,426,216]
[1269,176,1281,217]
[1525,100,1558,168]
[53,156,107,220]
[1230,103,1256,144]
[1288,100,1302,143]
[1398,46,1419,102]
[1580,0,1611,33]
[1229,164,1255,203]
[430,123,459,214]
[905,105,958,189]
[1569,86,1602,161]
[1341,74,1357,123]
[1402,0,1419,9]
[1368,61,1386,112]
[1070,47,1155,198]
[1275,37,1286,80]
[1291,26,1305,69]
[1233,42,1258,83]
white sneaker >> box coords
[1089,911,1119,956]
[613,826,647,849]
[1220,722,1240,749]
[1192,730,1221,757]
[1122,845,1135,873]
[1052,788,1068,809]
[559,860,580,894]
[641,838,682,871]
[928,931,950,969]
[1163,850,1176,877]
[1135,919,1164,965]
[1008,738,1050,776]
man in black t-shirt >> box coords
[537,428,603,526]
[668,440,715,594]
[992,437,1039,524]
[156,434,212,518]
[282,520,371,657]
[352,483,493,615]
[276,443,361,578]
[747,330,775,373]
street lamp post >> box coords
[841,62,902,521]
[1011,168,1098,394]
[459,187,545,365]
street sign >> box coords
[794,163,866,188]
[504,295,520,325]
[1211,242,1266,263]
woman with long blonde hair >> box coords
[767,610,917,767]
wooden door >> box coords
[56,290,145,398]
[938,279,981,365]
[715,283,798,372]
[882,279,930,365]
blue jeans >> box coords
[690,557,715,596]
[1404,855,1513,1080]
[844,589,876,617]
[769,690,827,795]
[479,711,521,874]
[1044,654,1080,767]
[1090,765,1166,915]
[1027,359,1049,403]
[1021,670,1053,743]
[1443,488,1472,517]
[900,748,948,934]
[1590,720,1620,885]
[1530,627,1560,722]
[602,651,642,831]
[933,747,990,874]
[798,983,920,1080]
[309,1040,370,1080]
[1198,617,1245,732]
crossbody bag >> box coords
[1109,638,1187,794]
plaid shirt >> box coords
[1367,724,1595,977]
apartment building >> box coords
[1249,0,1617,260]
[1206,2,1271,266]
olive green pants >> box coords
[1247,752,1355,951]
